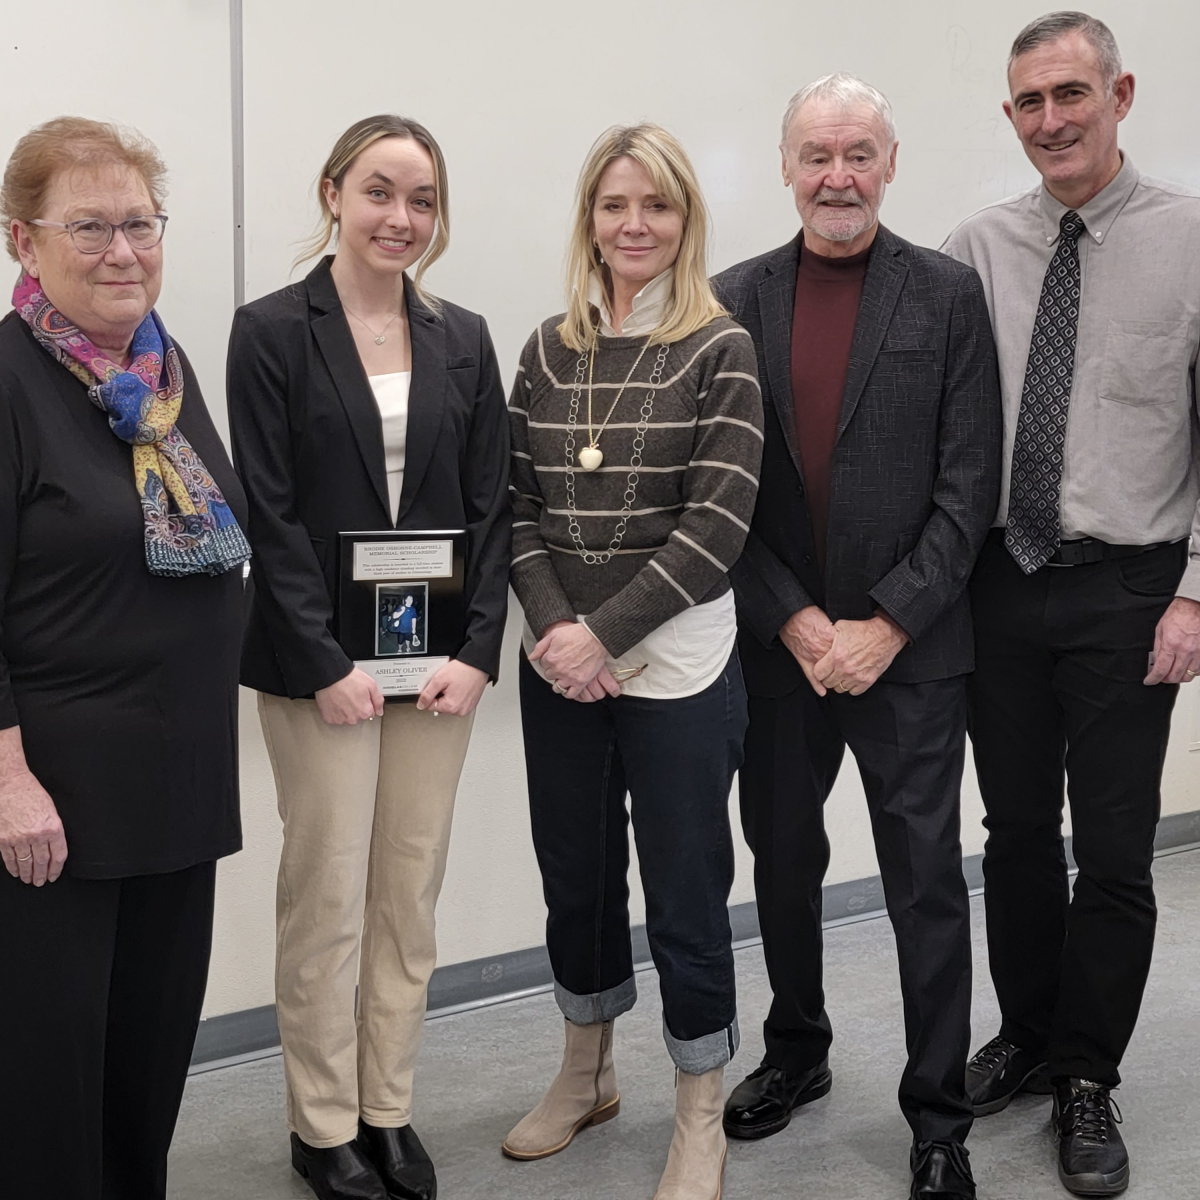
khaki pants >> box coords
[259,693,474,1147]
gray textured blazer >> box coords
[712,226,1002,695]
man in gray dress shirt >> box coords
[942,12,1200,1197]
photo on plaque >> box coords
[376,583,428,657]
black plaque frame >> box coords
[335,529,467,701]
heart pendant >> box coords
[374,335,386,345]
[578,445,604,471]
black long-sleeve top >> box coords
[0,312,246,879]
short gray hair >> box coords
[1009,11,1123,94]
[780,72,897,148]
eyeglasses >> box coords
[610,664,648,683]
[29,214,168,254]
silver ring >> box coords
[16,852,33,862]
[1188,669,1198,677]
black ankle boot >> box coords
[357,1120,437,1200]
[1053,1079,1129,1196]
[910,1140,976,1199]
[290,1132,388,1200]
[722,1058,833,1139]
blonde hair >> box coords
[559,123,725,352]
[2,116,168,263]
[295,114,449,314]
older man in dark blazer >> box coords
[713,73,1001,1200]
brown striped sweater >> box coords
[509,315,764,658]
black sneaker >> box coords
[965,1035,1051,1116]
[1053,1079,1129,1196]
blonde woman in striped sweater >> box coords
[503,124,763,1200]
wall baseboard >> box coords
[190,808,1200,1070]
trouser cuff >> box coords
[664,1014,740,1074]
[1048,1061,1121,1088]
[553,976,637,1025]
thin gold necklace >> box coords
[579,337,652,470]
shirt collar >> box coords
[585,269,674,337]
[1039,152,1140,247]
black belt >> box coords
[1045,537,1181,567]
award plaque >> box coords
[335,530,467,699]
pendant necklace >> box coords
[577,337,652,470]
[343,304,401,345]
[564,338,671,565]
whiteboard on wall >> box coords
[4,2,1197,425]
[239,0,1200,388]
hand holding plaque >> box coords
[335,530,467,699]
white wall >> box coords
[3,2,1198,1022]
[2,2,235,420]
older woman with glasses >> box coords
[0,117,249,1200]
[504,124,762,1200]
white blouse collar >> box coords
[585,268,674,338]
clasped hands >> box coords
[530,620,622,702]
[781,605,909,697]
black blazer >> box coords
[227,258,511,698]
[712,227,1002,696]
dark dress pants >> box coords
[0,861,217,1200]
[520,653,744,1071]
[740,674,974,1144]
[967,533,1183,1085]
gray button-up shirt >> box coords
[941,154,1200,599]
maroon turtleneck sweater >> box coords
[789,236,871,572]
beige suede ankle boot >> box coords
[501,1019,619,1160]
[653,1066,727,1200]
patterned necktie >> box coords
[1005,209,1086,574]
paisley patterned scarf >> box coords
[13,273,251,577]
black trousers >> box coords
[740,674,974,1144]
[0,861,217,1200]
[520,654,745,1072]
[967,532,1183,1085]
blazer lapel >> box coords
[394,283,446,524]
[837,226,907,440]
[757,236,805,481]
[308,260,392,518]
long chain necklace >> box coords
[343,304,401,345]
[565,340,670,565]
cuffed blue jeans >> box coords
[519,652,746,1074]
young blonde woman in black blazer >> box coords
[227,115,510,1200]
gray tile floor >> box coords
[170,848,1200,1199]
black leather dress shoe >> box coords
[290,1132,388,1200]
[1053,1079,1129,1196]
[910,1140,976,1199]
[965,1035,1052,1115]
[357,1120,437,1200]
[722,1058,832,1139]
